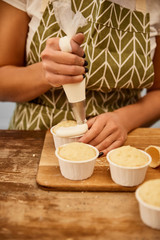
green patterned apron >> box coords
[9,0,154,130]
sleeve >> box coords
[147,0,160,36]
[2,0,26,12]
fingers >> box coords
[44,37,60,51]
[72,33,85,45]
[87,117,97,128]
[89,123,118,146]
[41,33,87,87]
[42,49,85,67]
[46,74,84,87]
[80,115,108,144]
[95,130,121,151]
[43,59,85,76]
[79,113,128,155]
[79,117,104,143]
[102,139,124,156]
[71,33,85,57]
[93,131,126,156]
[42,33,85,57]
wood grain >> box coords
[0,129,160,240]
[36,128,160,191]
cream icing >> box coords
[55,123,88,137]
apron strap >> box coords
[136,0,146,13]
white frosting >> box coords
[55,123,88,137]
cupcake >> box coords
[106,145,152,187]
[136,179,160,229]
[55,142,99,180]
[50,120,88,148]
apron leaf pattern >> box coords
[9,0,154,130]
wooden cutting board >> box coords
[36,128,160,191]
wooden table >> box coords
[0,129,160,240]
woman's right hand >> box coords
[41,33,87,87]
[0,3,86,102]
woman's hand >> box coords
[79,112,128,155]
[41,33,87,87]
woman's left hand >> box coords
[79,112,128,155]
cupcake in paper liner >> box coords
[106,145,151,187]
[50,120,88,149]
[55,142,99,180]
[136,179,160,230]
[145,145,160,168]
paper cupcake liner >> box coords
[136,187,160,230]
[58,158,96,180]
[107,150,151,187]
[145,145,160,168]
[50,127,81,149]
[55,144,99,180]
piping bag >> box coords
[53,0,87,125]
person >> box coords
[0,0,160,155]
